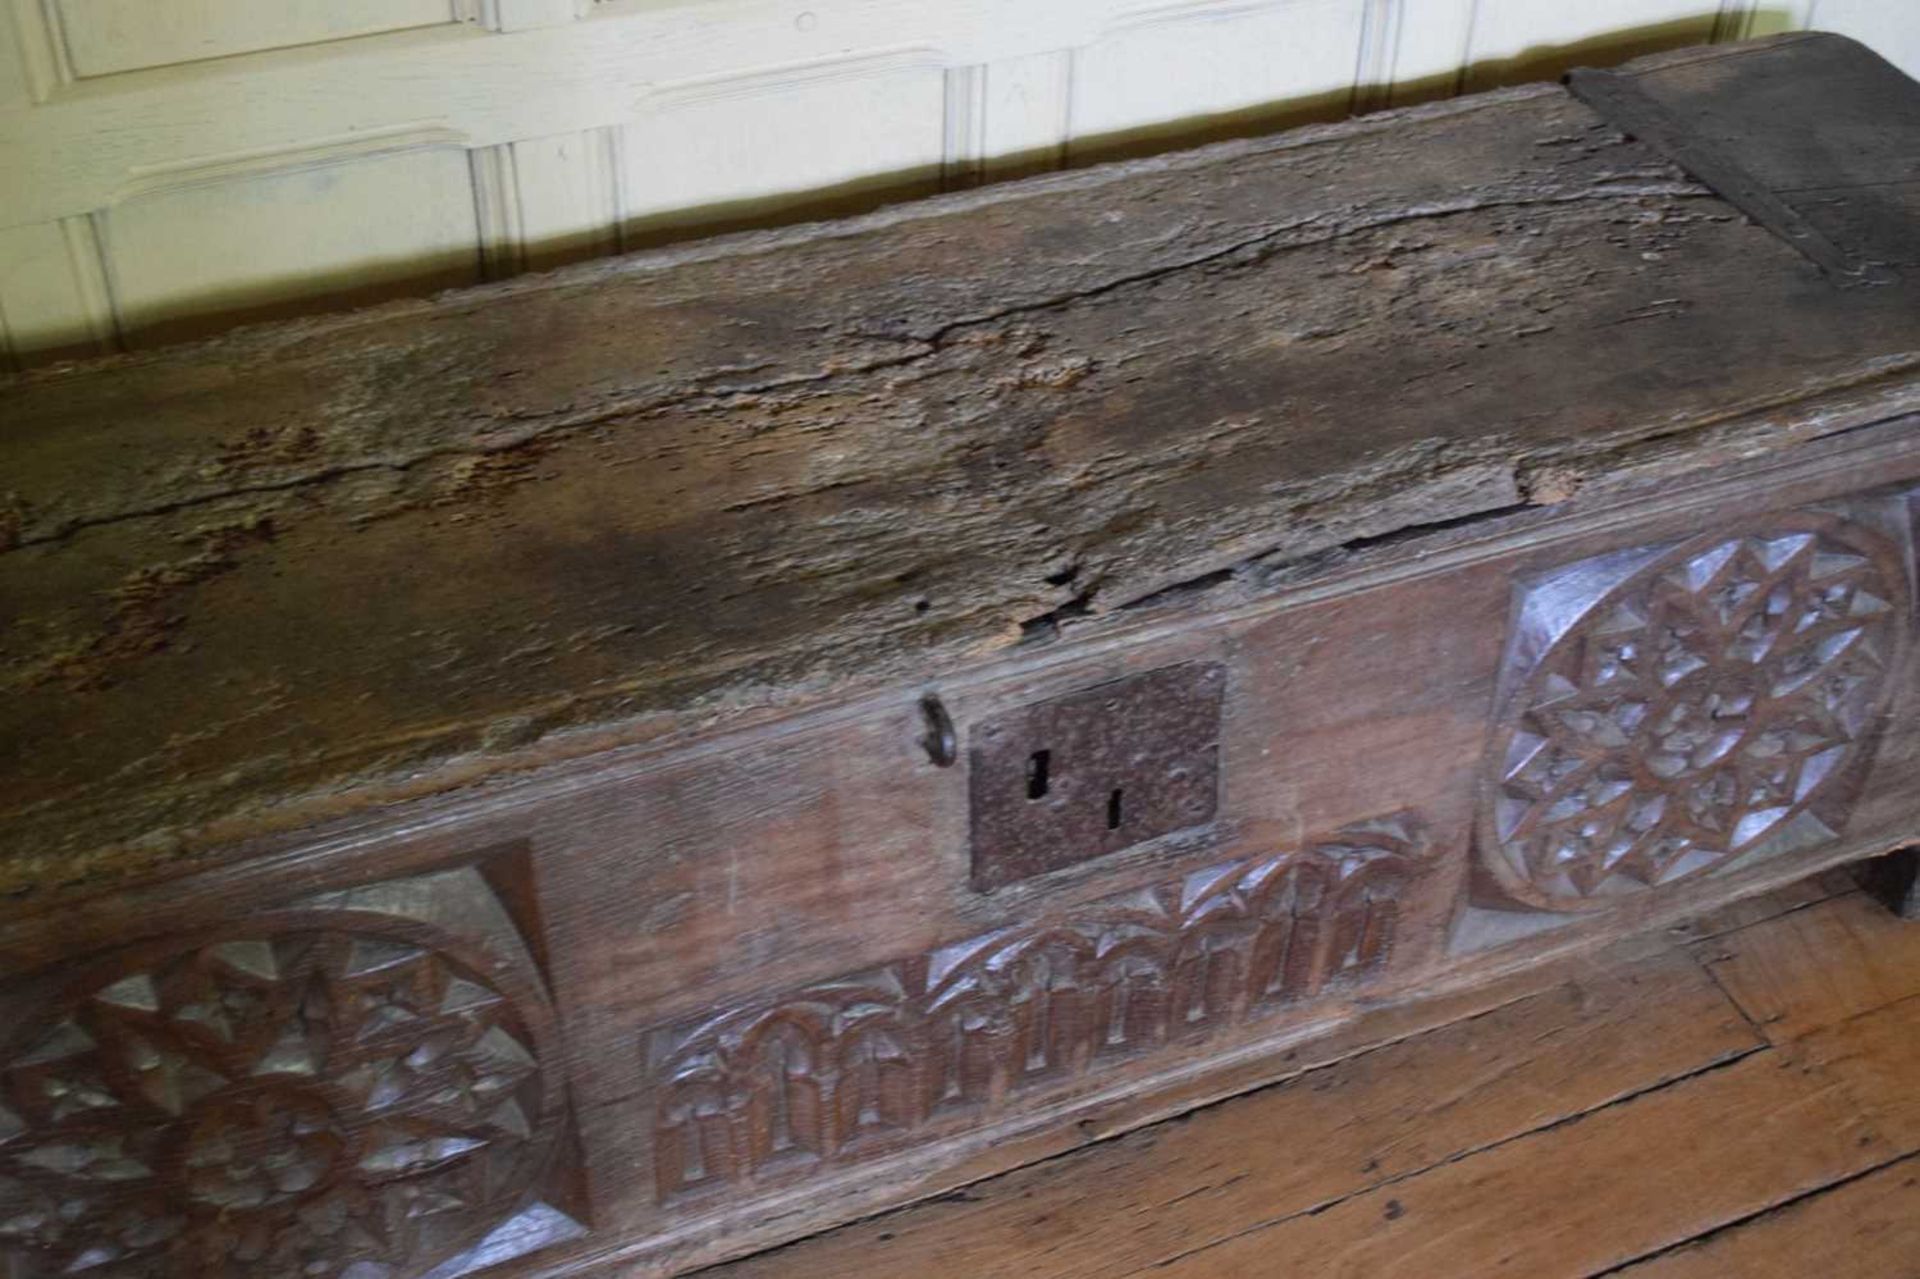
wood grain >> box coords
[1692,891,1920,1041]
[1794,995,1920,1150]
[7,39,1920,898]
[1663,867,1858,943]
[4,35,1920,1279]
[6,0,1913,360]
[1102,1034,1897,1277]
[700,877,1920,1279]
[1612,1155,1920,1279]
[705,949,1756,1279]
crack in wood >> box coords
[3,175,1704,555]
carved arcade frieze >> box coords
[645,817,1428,1203]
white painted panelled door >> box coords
[1,0,1915,366]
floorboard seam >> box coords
[683,968,1671,1277]
[681,976,1573,1276]
[1677,883,1864,943]
[1825,986,1920,1032]
[1581,1147,1920,1277]
[1687,941,1774,1043]
[1692,897,1920,1047]
[1122,1043,1770,1276]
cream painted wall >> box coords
[1,0,1915,366]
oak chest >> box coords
[3,32,1920,1279]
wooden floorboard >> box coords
[698,884,1920,1279]
[1607,1154,1920,1278]
[1663,867,1861,943]
[1693,889,1920,1041]
[1146,1050,1893,1278]
[1795,994,1920,1148]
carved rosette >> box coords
[1479,514,1908,913]
[0,865,574,1278]
[648,817,1425,1203]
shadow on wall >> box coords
[64,10,1794,360]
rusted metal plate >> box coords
[968,662,1225,891]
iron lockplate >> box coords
[968,662,1225,891]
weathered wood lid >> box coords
[4,33,1918,899]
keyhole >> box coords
[1027,750,1051,800]
[1107,787,1124,830]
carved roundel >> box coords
[0,867,566,1278]
[1480,515,1908,912]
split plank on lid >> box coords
[7,37,1920,901]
